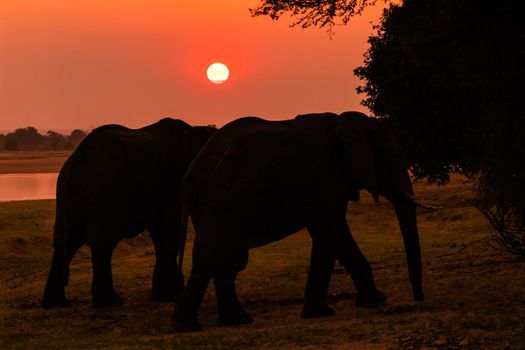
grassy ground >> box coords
[1,177,524,349]
[0,151,71,174]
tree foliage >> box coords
[477,93,525,257]
[253,0,525,257]
[250,0,380,31]
[6,127,44,151]
[353,0,524,256]
[355,1,522,184]
[0,128,87,151]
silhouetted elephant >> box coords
[171,112,423,332]
[41,118,215,308]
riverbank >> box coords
[0,151,71,174]
[1,177,524,349]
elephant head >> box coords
[336,111,424,301]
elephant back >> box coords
[183,117,276,213]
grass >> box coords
[0,151,71,174]
[1,177,525,349]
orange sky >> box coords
[0,1,385,130]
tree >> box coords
[353,0,524,256]
[251,0,380,33]
[354,0,493,183]
[5,127,44,150]
[67,129,87,149]
[0,127,87,151]
[46,131,67,150]
[253,0,525,257]
[4,138,18,151]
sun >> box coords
[207,63,229,84]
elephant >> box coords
[41,118,215,308]
[171,112,423,332]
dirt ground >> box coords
[1,176,524,349]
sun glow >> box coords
[206,62,229,84]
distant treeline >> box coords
[0,127,87,151]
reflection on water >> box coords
[0,173,58,202]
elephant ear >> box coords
[336,112,380,202]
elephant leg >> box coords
[301,235,336,319]
[41,236,84,308]
[150,227,183,302]
[171,270,211,332]
[90,242,123,308]
[214,271,252,327]
[335,222,387,308]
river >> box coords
[0,173,58,202]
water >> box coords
[0,173,58,202]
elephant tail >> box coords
[52,160,70,286]
[41,194,74,308]
[52,209,70,285]
[53,157,83,286]
[177,207,189,287]
[53,203,85,287]
[42,152,85,308]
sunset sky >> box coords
[0,1,385,131]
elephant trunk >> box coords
[393,195,424,301]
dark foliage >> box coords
[250,0,379,32]
[477,100,525,258]
[67,129,88,148]
[46,131,67,151]
[4,139,19,151]
[5,127,44,151]
[0,128,87,151]
[353,0,503,183]
[253,0,525,257]
[354,0,525,257]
